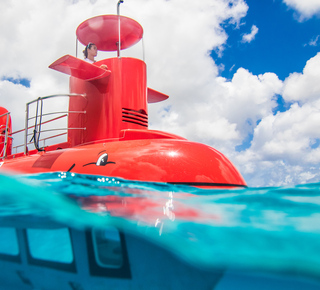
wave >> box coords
[1,172,320,279]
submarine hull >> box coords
[0,132,246,188]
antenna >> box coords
[117,0,124,58]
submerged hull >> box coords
[0,216,319,290]
[0,218,224,290]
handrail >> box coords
[26,93,86,105]
[1,93,87,158]
[25,93,86,154]
[12,132,68,152]
[26,127,87,136]
[27,111,86,121]
[13,114,68,135]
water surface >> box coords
[1,172,320,282]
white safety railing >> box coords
[1,94,86,158]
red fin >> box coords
[147,88,169,103]
[49,55,110,81]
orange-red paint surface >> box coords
[0,129,246,187]
[76,15,143,51]
[0,107,12,157]
[0,14,247,189]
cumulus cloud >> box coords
[235,102,320,186]
[282,0,320,20]
[282,52,320,103]
[234,53,320,186]
[241,24,259,43]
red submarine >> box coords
[0,4,246,189]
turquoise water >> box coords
[1,172,320,282]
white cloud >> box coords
[150,66,283,162]
[234,54,320,186]
[307,35,320,46]
[282,0,320,20]
[241,24,259,43]
[282,52,320,103]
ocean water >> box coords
[1,172,320,284]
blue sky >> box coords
[210,0,320,158]
[1,77,31,88]
[215,0,320,81]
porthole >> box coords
[86,228,131,278]
[92,227,123,268]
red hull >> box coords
[0,129,245,188]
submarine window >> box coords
[0,227,19,256]
[26,228,73,264]
[92,227,123,268]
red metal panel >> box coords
[147,88,169,103]
[49,55,111,81]
[0,107,12,156]
[68,57,148,146]
[76,15,143,51]
[120,129,186,141]
[0,140,246,187]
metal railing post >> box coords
[24,103,29,155]
[117,0,124,58]
[6,93,87,155]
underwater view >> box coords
[1,172,320,289]
[1,0,320,288]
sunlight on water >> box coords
[0,172,320,280]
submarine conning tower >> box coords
[49,14,168,147]
[1,7,247,188]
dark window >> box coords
[26,228,73,263]
[0,227,19,256]
[25,228,76,272]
